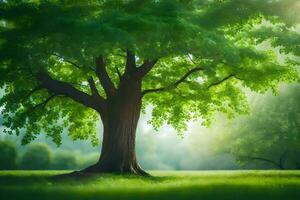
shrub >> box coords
[0,140,17,170]
[77,152,99,170]
[19,143,52,170]
[51,151,78,170]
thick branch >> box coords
[95,55,116,97]
[142,67,204,96]
[240,156,283,169]
[125,50,136,74]
[136,59,159,77]
[37,71,104,112]
[116,67,122,82]
[87,77,106,106]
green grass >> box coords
[1,170,300,200]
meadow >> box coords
[0,170,300,200]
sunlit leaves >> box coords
[0,0,299,144]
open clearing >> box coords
[0,170,300,200]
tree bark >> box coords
[38,54,159,177]
[82,78,148,175]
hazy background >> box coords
[2,83,299,171]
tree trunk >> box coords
[82,78,148,175]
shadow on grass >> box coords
[1,182,300,200]
[1,171,300,200]
[0,170,174,187]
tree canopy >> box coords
[0,0,299,145]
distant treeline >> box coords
[0,141,98,170]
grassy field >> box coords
[0,170,300,200]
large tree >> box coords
[0,0,299,175]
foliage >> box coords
[19,143,52,170]
[0,140,16,169]
[0,139,100,170]
[0,0,299,145]
[219,84,300,169]
[51,151,78,170]
[51,150,98,170]
[76,152,99,170]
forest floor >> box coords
[0,170,300,200]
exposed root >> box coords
[52,170,94,180]
[53,163,150,180]
[134,164,150,176]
